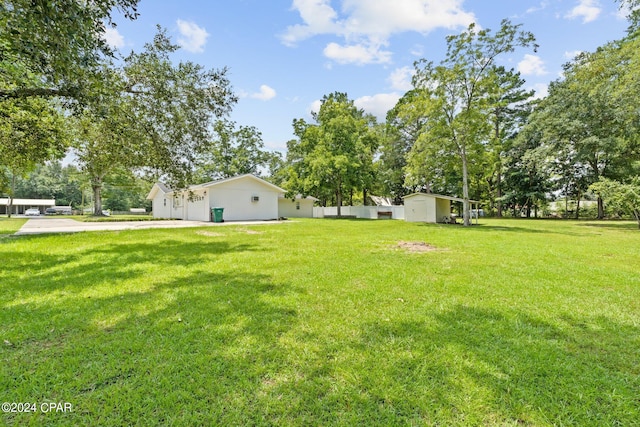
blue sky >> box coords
[105,0,631,154]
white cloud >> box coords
[565,0,602,23]
[564,50,583,60]
[355,93,401,120]
[517,54,548,76]
[528,83,549,100]
[250,85,277,101]
[323,42,392,65]
[104,27,125,49]
[526,1,549,14]
[388,66,414,91]
[176,19,209,53]
[282,0,476,65]
[309,99,323,116]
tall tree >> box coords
[410,19,537,225]
[285,92,378,216]
[380,90,429,203]
[74,29,237,215]
[531,31,640,218]
[195,120,273,181]
[485,67,534,217]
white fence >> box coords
[313,205,405,220]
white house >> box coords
[278,194,317,218]
[403,193,480,223]
[147,174,286,222]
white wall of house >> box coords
[185,189,210,221]
[278,198,315,218]
[151,193,173,219]
[207,176,280,221]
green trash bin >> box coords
[211,207,224,223]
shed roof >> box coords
[402,193,480,204]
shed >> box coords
[403,193,480,223]
[278,194,318,218]
[147,174,286,222]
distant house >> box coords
[147,174,286,222]
[403,193,480,223]
[0,198,55,215]
[278,194,317,218]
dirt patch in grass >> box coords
[396,241,439,252]
[235,228,263,235]
[196,230,224,237]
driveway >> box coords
[15,217,282,235]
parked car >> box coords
[45,208,57,215]
[25,208,41,216]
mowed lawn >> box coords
[1,218,638,426]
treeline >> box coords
[273,11,640,226]
[1,1,638,226]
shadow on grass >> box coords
[0,235,304,425]
[353,305,639,425]
[575,221,639,231]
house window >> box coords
[163,198,166,206]
[296,202,300,210]
[251,195,260,202]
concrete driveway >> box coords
[15,216,281,235]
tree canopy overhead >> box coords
[0,0,139,101]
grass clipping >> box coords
[396,241,439,252]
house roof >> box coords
[146,182,172,200]
[0,198,56,205]
[146,174,285,200]
[193,174,286,193]
[402,192,480,204]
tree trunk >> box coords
[7,173,16,218]
[496,170,502,218]
[597,196,604,219]
[363,188,367,206]
[92,176,104,216]
[336,177,342,217]
[575,192,581,219]
[461,150,471,226]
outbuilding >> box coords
[403,193,480,223]
[147,174,286,222]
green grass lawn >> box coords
[1,218,638,425]
[0,217,27,237]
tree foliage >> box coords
[74,28,237,215]
[195,120,274,181]
[408,19,537,225]
[0,0,139,101]
[285,92,378,215]
[590,177,640,227]
[0,97,68,216]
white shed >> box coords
[403,193,480,223]
[278,194,317,218]
[147,174,285,222]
